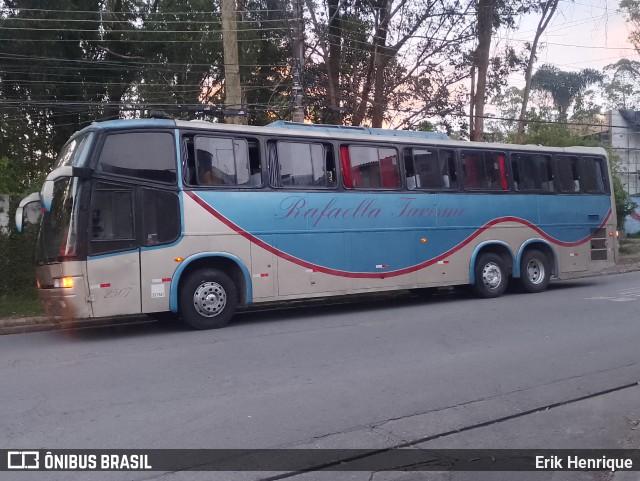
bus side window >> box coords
[407,147,457,190]
[142,188,181,246]
[98,132,176,184]
[582,156,608,193]
[189,136,260,187]
[248,140,262,186]
[511,153,553,192]
[442,150,458,189]
[462,150,507,191]
[182,137,196,185]
[556,155,581,193]
[344,145,401,189]
[324,145,337,186]
[270,140,336,188]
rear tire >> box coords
[179,268,237,329]
[520,250,551,293]
[472,253,508,298]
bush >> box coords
[0,195,39,297]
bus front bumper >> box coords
[38,282,92,319]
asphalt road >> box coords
[1,272,640,481]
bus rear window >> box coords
[581,156,608,194]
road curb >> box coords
[0,315,150,336]
[2,264,639,336]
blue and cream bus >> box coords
[16,119,617,329]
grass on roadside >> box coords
[0,294,43,318]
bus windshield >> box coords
[53,132,94,169]
[35,177,81,264]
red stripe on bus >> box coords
[162,277,172,283]
[186,191,610,279]
[100,283,111,288]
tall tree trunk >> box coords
[352,0,391,126]
[370,1,392,128]
[471,0,494,141]
[324,0,342,124]
[516,0,559,143]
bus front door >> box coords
[86,182,142,318]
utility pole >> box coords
[291,0,305,123]
[221,0,245,124]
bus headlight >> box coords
[54,277,75,288]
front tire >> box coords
[520,250,551,293]
[473,253,508,298]
[180,269,237,329]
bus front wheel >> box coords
[473,253,508,298]
[520,250,551,293]
[180,268,237,329]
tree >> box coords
[469,0,495,141]
[602,59,640,110]
[304,0,474,128]
[516,0,559,142]
[621,0,640,51]
[530,65,603,121]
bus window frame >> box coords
[88,180,139,256]
[460,149,510,193]
[269,139,338,190]
[510,151,556,194]
[403,146,460,192]
[342,143,402,191]
[181,131,264,190]
[581,155,610,195]
[554,154,585,195]
[93,129,178,186]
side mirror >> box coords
[15,192,41,233]
[40,166,92,212]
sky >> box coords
[501,0,636,83]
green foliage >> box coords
[0,155,45,299]
[603,59,640,110]
[0,195,39,298]
[0,294,42,319]
[531,64,603,120]
[608,149,638,230]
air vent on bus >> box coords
[590,228,608,261]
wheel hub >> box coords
[526,259,545,285]
[193,281,227,317]
[482,262,502,289]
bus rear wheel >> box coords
[473,253,508,298]
[520,250,551,293]
[180,268,237,329]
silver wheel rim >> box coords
[193,281,227,317]
[482,262,502,289]
[526,259,545,285]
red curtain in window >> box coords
[497,154,508,190]
[380,155,399,188]
[340,146,352,188]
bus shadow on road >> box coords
[51,280,595,339]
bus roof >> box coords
[265,120,450,140]
[68,118,607,157]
